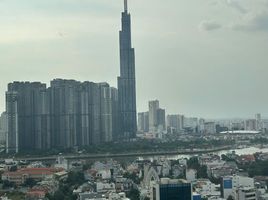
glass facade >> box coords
[159,183,192,200]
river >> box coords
[139,147,268,161]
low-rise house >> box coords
[96,182,115,193]
[2,168,64,185]
[194,179,221,199]
[26,189,47,200]
[237,155,256,165]
[186,169,197,182]
[172,164,185,178]
[115,176,134,192]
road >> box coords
[13,146,232,162]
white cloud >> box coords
[231,11,268,31]
[199,20,222,31]
[225,0,248,13]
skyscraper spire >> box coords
[124,0,128,12]
[118,0,137,140]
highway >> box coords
[13,146,232,162]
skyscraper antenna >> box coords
[124,0,128,12]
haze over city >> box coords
[1,0,268,118]
[2,1,268,200]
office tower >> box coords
[138,112,149,133]
[6,82,50,152]
[151,178,192,200]
[204,122,216,134]
[255,113,262,131]
[138,113,144,132]
[0,112,7,144]
[167,115,184,133]
[6,92,18,153]
[244,119,257,131]
[184,117,198,133]
[148,100,166,133]
[157,108,166,131]
[117,0,137,139]
[149,100,160,132]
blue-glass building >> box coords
[152,178,192,200]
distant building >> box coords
[262,119,268,133]
[167,115,184,133]
[148,100,166,133]
[138,112,149,132]
[184,117,198,133]
[216,124,228,133]
[157,108,166,132]
[0,112,7,144]
[244,119,257,131]
[255,113,262,131]
[199,118,205,134]
[151,178,192,200]
[149,100,160,132]
[231,121,245,131]
[204,122,216,134]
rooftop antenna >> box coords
[124,0,128,12]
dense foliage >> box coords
[46,171,85,200]
[126,188,140,200]
[239,160,268,177]
[187,157,208,179]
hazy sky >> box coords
[0,0,268,118]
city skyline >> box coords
[1,0,268,118]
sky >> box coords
[0,0,268,118]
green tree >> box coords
[187,157,208,178]
[67,171,84,185]
[2,180,15,189]
[53,190,65,200]
[127,188,140,200]
[227,195,234,200]
[9,166,17,172]
[24,178,37,188]
[123,172,141,184]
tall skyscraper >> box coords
[5,80,118,152]
[117,0,137,139]
[50,79,81,149]
[6,82,51,153]
[6,92,18,153]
